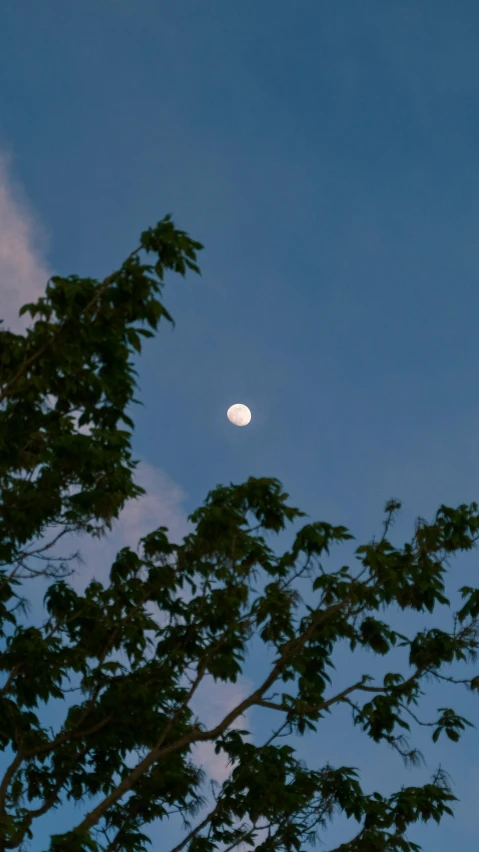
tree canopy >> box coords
[1,217,479,852]
[0,215,202,581]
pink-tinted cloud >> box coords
[0,150,50,332]
[67,460,192,595]
[191,677,253,784]
[118,461,191,549]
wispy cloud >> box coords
[191,677,253,784]
[118,461,191,550]
[0,149,50,333]
[67,460,192,595]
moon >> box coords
[227,403,251,427]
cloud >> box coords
[66,460,192,595]
[0,149,50,333]
[117,461,191,549]
[191,677,253,784]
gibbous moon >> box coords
[227,403,251,427]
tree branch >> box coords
[168,800,223,852]
[68,590,366,837]
[0,750,25,818]
[166,722,289,852]
[0,247,141,405]
[4,742,92,849]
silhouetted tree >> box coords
[1,221,478,851]
[0,215,202,582]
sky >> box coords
[2,0,479,849]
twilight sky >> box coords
[2,1,479,850]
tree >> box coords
[0,215,203,583]
[0,478,479,850]
[1,217,479,852]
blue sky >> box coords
[2,1,479,849]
